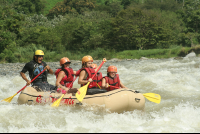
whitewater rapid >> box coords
[1,57,200,132]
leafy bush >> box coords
[90,48,116,60]
[13,0,46,14]
[46,0,96,19]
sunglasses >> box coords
[64,62,71,65]
[37,55,44,58]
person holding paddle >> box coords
[55,57,78,94]
[101,65,128,91]
[76,55,107,95]
[91,63,103,88]
[20,50,56,92]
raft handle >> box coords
[135,98,140,103]
[76,102,82,105]
[28,100,33,105]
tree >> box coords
[47,0,96,19]
[13,0,46,14]
[121,0,132,9]
[94,1,123,17]
[178,0,200,46]
[0,31,16,54]
[102,7,181,51]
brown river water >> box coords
[1,56,200,132]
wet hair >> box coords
[32,52,35,60]
[61,64,65,69]
[33,55,38,61]
[82,63,87,68]
[107,73,109,77]
[61,64,69,76]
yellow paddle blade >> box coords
[143,93,161,104]
[51,94,65,107]
[76,82,90,102]
[1,93,18,103]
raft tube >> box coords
[17,87,145,113]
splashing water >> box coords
[1,57,200,132]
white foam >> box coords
[1,58,200,132]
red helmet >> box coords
[60,57,71,66]
[107,66,117,73]
[91,64,98,69]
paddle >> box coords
[96,83,101,89]
[51,76,78,107]
[142,93,161,104]
[76,58,107,102]
[108,85,161,104]
[2,68,46,103]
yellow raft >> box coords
[17,87,145,113]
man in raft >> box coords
[101,65,128,91]
[76,55,107,95]
[55,57,78,94]
[20,50,57,92]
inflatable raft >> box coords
[17,87,145,113]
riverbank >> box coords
[0,59,126,76]
[0,51,197,76]
[1,46,200,64]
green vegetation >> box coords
[43,0,64,15]
[0,0,200,63]
[116,46,184,59]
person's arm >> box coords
[120,81,128,89]
[101,78,107,89]
[78,70,93,84]
[20,63,32,86]
[20,72,31,86]
[56,71,69,92]
[73,71,76,75]
[45,65,54,75]
[73,70,77,77]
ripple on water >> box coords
[1,58,200,132]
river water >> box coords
[1,57,200,133]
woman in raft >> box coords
[76,55,107,95]
[101,65,128,91]
[55,57,78,94]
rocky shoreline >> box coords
[0,59,126,76]
[0,51,196,76]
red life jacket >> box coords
[104,74,120,91]
[76,67,97,89]
[75,69,81,76]
[55,67,74,88]
[93,72,103,88]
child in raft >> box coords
[55,57,78,94]
[76,55,107,95]
[101,65,128,91]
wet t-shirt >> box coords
[21,60,48,83]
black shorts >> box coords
[86,88,107,95]
[32,82,57,92]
